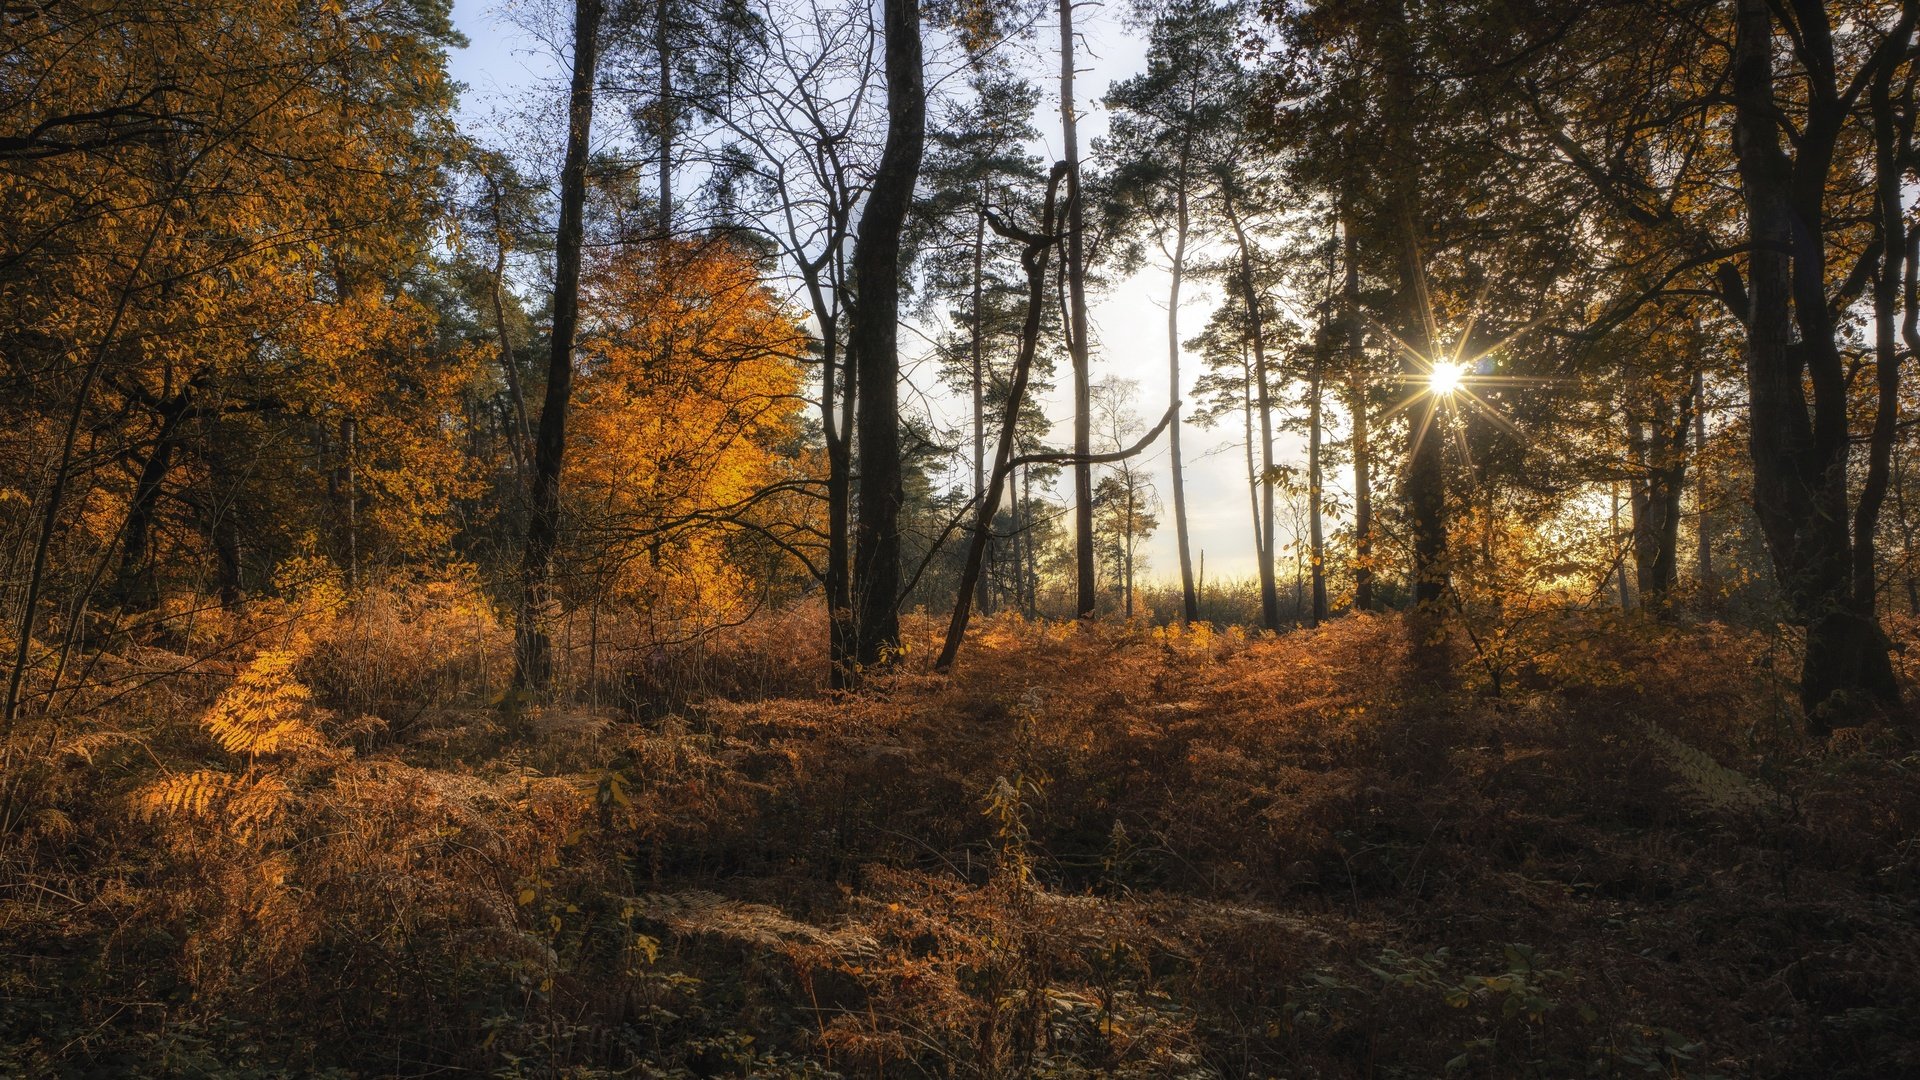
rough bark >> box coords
[1729,0,1899,728]
[1343,208,1374,612]
[1693,369,1712,587]
[112,396,190,611]
[516,0,603,690]
[1308,327,1327,627]
[849,0,924,670]
[971,198,991,618]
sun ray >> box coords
[1452,385,1526,438]
[1364,312,1441,373]
[1406,395,1441,472]
[1450,410,1480,474]
[1450,282,1491,366]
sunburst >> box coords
[1367,298,1558,475]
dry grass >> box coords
[2,586,1917,1077]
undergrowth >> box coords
[2,585,1917,1077]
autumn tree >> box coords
[1,0,469,720]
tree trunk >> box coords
[1380,0,1446,624]
[1628,381,1694,616]
[1397,205,1445,611]
[113,397,190,611]
[938,168,1060,672]
[850,0,924,670]
[341,415,357,589]
[487,178,533,488]
[1224,192,1281,633]
[1242,359,1263,584]
[972,198,991,618]
[1168,144,1198,624]
[1854,41,1911,618]
[1123,481,1135,617]
[1308,328,1327,627]
[1693,369,1711,587]
[1343,209,1373,612]
[516,0,603,690]
[1612,482,1631,610]
[1059,0,1095,619]
[1729,0,1898,728]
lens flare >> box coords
[1429,361,1464,396]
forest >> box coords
[4,0,1920,1075]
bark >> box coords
[112,395,191,611]
[1241,355,1263,582]
[1380,0,1445,619]
[1729,0,1899,728]
[1342,207,1373,612]
[1223,189,1281,632]
[516,0,604,690]
[1693,369,1712,586]
[850,0,924,670]
[340,415,357,590]
[971,197,991,618]
[1854,42,1912,615]
[1612,482,1631,610]
[1627,380,1693,616]
[486,176,533,486]
[1059,0,1095,619]
[824,315,854,687]
[1308,327,1327,627]
[1396,203,1445,610]
[1168,140,1198,624]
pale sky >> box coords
[445,0,1328,585]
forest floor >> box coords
[4,593,1920,1078]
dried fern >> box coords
[1640,719,1776,814]
[136,770,294,839]
[137,769,240,822]
[200,648,332,757]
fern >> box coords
[1640,719,1776,814]
[136,770,294,839]
[137,770,239,822]
[200,648,331,757]
[226,774,294,837]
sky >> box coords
[444,0,1328,585]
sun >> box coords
[1428,360,1464,396]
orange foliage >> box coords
[566,240,812,625]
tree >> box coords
[517,0,606,690]
[938,162,1068,671]
[564,239,810,662]
[1213,161,1286,633]
[1105,0,1243,625]
[848,0,926,671]
[1091,379,1160,617]
[713,0,884,685]
[1189,288,1297,629]
[604,0,763,239]
[1726,0,1911,725]
[2,0,467,721]
[916,68,1045,620]
[1058,0,1098,619]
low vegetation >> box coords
[4,585,1915,1077]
